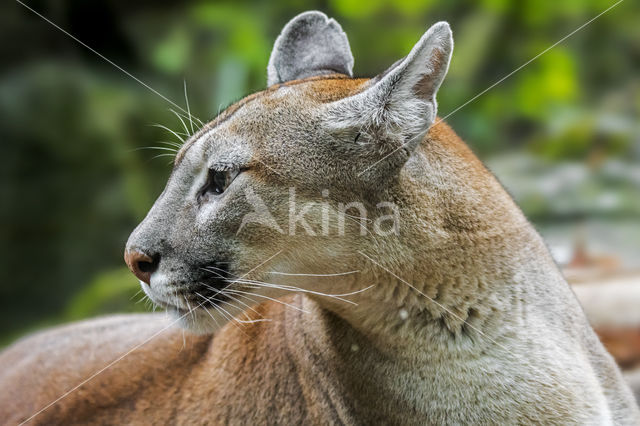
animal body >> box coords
[1,11,638,425]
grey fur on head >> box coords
[267,11,354,86]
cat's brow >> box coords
[174,74,352,166]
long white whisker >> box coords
[169,108,191,136]
[341,213,373,235]
[342,213,373,223]
[225,291,261,309]
[202,264,230,274]
[241,283,356,305]
[184,80,194,134]
[236,250,283,280]
[200,266,227,279]
[268,270,359,277]
[185,298,194,322]
[195,292,235,321]
[195,282,264,323]
[196,280,228,301]
[172,108,204,128]
[212,294,269,324]
[175,290,186,351]
[235,318,271,324]
[129,289,143,301]
[150,153,177,161]
[225,288,310,314]
[233,278,371,305]
[224,293,269,322]
[193,293,222,329]
[157,140,183,149]
[131,146,178,153]
[195,292,231,323]
[149,124,186,143]
[214,298,266,324]
[194,292,252,336]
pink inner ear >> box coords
[412,47,446,100]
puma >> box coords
[1,11,638,425]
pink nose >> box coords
[124,249,158,285]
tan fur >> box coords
[2,17,639,423]
[2,121,638,424]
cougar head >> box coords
[125,11,453,332]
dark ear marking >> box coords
[323,21,453,177]
[267,11,354,86]
[413,46,447,100]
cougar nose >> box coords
[124,249,159,285]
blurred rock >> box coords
[571,274,640,373]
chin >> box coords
[168,306,230,335]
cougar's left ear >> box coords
[325,22,453,173]
[267,11,354,86]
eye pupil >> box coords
[200,168,241,201]
[213,171,226,194]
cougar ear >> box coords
[326,22,453,173]
[267,11,354,86]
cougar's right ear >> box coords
[324,22,453,179]
[267,11,354,86]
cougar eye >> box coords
[200,168,240,199]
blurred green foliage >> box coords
[0,0,639,344]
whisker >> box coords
[211,298,253,325]
[129,289,143,301]
[233,278,363,305]
[135,294,149,305]
[172,108,204,128]
[225,292,276,323]
[235,317,271,324]
[224,293,268,321]
[193,294,222,329]
[169,108,191,137]
[196,282,259,323]
[225,288,310,314]
[149,123,190,137]
[341,213,373,235]
[149,153,177,162]
[268,270,359,277]
[225,293,262,316]
[196,280,228,301]
[131,146,179,153]
[196,292,233,321]
[173,288,182,310]
[157,140,183,149]
[184,80,194,135]
[199,267,227,279]
[225,290,261,309]
[149,123,186,143]
[201,265,230,275]
[342,213,373,223]
[185,298,194,321]
[243,284,355,305]
[195,292,251,335]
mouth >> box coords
[191,261,234,308]
[189,280,232,308]
[143,273,233,315]
[137,261,252,333]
